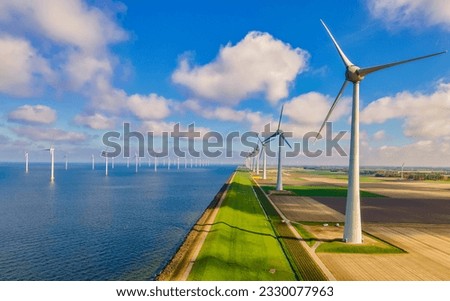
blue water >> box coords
[0,163,235,280]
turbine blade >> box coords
[263,132,278,143]
[281,134,292,149]
[277,104,284,131]
[320,19,353,67]
[359,51,447,77]
[315,80,349,140]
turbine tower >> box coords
[64,153,68,170]
[316,20,446,244]
[25,152,29,173]
[101,151,109,176]
[264,104,291,191]
[257,136,269,180]
[91,154,95,170]
[44,146,55,182]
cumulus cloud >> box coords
[367,0,450,30]
[74,113,115,130]
[140,121,211,139]
[362,139,450,167]
[0,36,54,96]
[128,93,172,120]
[181,99,274,132]
[172,31,309,105]
[12,126,86,142]
[8,105,56,124]
[373,130,386,140]
[361,82,450,139]
[0,0,128,115]
[284,92,351,126]
[0,0,127,52]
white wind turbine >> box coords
[101,150,110,176]
[316,20,446,244]
[64,153,68,170]
[25,151,29,173]
[134,152,139,173]
[257,136,270,180]
[264,104,291,191]
[91,154,95,170]
[44,146,55,182]
[154,156,158,172]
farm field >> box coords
[254,168,450,280]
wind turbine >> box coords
[316,20,446,244]
[257,136,269,180]
[154,156,157,172]
[264,104,291,191]
[25,152,29,173]
[91,154,95,170]
[134,152,138,173]
[64,153,68,170]
[44,146,55,182]
[112,157,115,169]
[101,150,110,176]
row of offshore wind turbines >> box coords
[245,20,446,244]
[24,147,211,181]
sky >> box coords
[0,0,449,167]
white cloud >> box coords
[172,31,309,105]
[367,0,450,30]
[128,93,172,120]
[373,130,386,140]
[362,139,450,167]
[181,99,274,132]
[74,113,115,130]
[8,105,56,124]
[0,0,127,52]
[0,36,54,96]
[12,126,86,142]
[64,52,112,90]
[284,92,351,126]
[361,82,450,139]
[140,121,211,139]
[0,0,128,117]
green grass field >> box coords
[262,185,383,197]
[188,171,296,280]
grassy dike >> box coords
[187,170,296,280]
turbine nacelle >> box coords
[346,65,364,83]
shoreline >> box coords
[156,170,236,280]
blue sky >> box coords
[1,0,449,166]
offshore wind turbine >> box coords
[25,152,29,173]
[92,154,95,170]
[134,152,138,173]
[101,150,109,176]
[316,20,446,244]
[154,156,158,172]
[64,153,68,170]
[264,104,291,191]
[44,146,55,182]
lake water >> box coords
[0,162,235,280]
